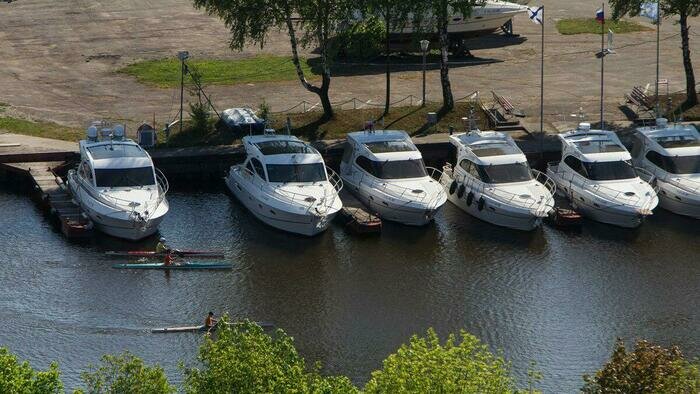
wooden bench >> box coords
[625,84,656,118]
[492,91,525,118]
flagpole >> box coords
[655,0,660,118]
[540,6,545,160]
[600,3,605,128]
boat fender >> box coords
[457,184,466,199]
[466,191,474,206]
[477,196,485,211]
[449,181,458,195]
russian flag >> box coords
[595,8,605,24]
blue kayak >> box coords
[112,262,232,270]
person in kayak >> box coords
[156,237,169,254]
[204,312,218,331]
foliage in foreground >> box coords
[365,328,519,393]
[76,352,175,394]
[0,347,62,394]
[183,318,357,393]
[582,339,700,393]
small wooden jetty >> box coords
[0,160,93,238]
[337,189,382,234]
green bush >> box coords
[0,347,63,394]
[331,17,386,61]
[77,352,174,394]
[364,328,520,393]
[183,318,357,393]
[582,339,700,393]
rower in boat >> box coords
[204,312,218,332]
[156,237,168,253]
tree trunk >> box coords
[680,12,697,107]
[285,13,334,119]
[384,14,391,116]
[438,14,454,110]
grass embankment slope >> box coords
[0,104,81,142]
[118,55,316,88]
[556,19,652,35]
[162,102,487,147]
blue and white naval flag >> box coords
[528,6,544,25]
[640,2,660,23]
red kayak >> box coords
[105,250,225,258]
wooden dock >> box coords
[337,189,382,234]
[0,161,93,238]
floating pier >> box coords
[337,189,382,234]
[0,159,93,238]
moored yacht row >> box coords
[66,119,700,240]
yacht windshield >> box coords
[266,163,326,183]
[477,162,532,183]
[664,155,700,174]
[582,160,637,181]
[375,159,427,179]
[94,167,155,187]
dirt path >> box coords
[0,0,697,131]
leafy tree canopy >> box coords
[582,339,700,393]
[76,351,174,394]
[364,328,520,393]
[0,347,63,394]
[183,318,357,394]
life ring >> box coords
[477,197,485,211]
[449,181,458,195]
[457,184,466,199]
[466,191,474,206]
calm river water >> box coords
[0,186,698,392]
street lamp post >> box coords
[420,40,430,107]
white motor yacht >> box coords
[67,121,169,240]
[339,130,447,226]
[225,133,342,236]
[439,129,555,231]
[547,123,658,228]
[630,118,700,218]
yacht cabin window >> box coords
[478,162,532,184]
[266,163,327,183]
[250,158,266,180]
[94,167,155,188]
[645,150,700,174]
[341,143,353,164]
[564,155,636,181]
[459,159,481,180]
[355,156,427,179]
[564,156,587,177]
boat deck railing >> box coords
[446,164,555,217]
[639,165,700,196]
[237,165,342,215]
[70,168,169,226]
[357,166,446,210]
[548,162,656,214]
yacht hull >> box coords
[343,182,441,226]
[657,190,700,219]
[440,173,541,231]
[68,178,167,241]
[226,172,337,236]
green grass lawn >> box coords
[118,55,316,88]
[0,116,82,142]
[161,102,488,147]
[556,19,652,35]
